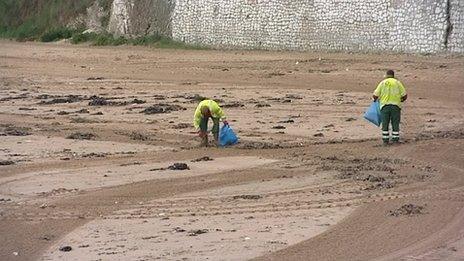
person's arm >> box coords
[218,109,228,124]
[193,107,202,130]
[399,81,407,102]
[373,81,382,101]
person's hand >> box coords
[223,120,229,125]
[198,131,207,138]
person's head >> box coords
[200,105,211,117]
[385,70,395,78]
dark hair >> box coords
[386,70,395,77]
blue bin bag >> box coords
[364,101,381,127]
[219,124,239,147]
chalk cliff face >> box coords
[108,0,174,37]
[103,0,464,53]
[108,0,131,36]
[84,1,108,33]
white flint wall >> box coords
[108,0,464,53]
[449,0,464,52]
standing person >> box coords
[373,70,408,145]
[193,99,228,147]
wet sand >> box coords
[0,40,463,261]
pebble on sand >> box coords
[59,246,72,252]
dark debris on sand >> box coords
[364,181,395,190]
[0,160,15,166]
[87,77,105,81]
[168,163,190,170]
[363,174,386,183]
[70,117,99,124]
[88,96,146,106]
[76,109,90,114]
[141,104,186,114]
[59,246,73,252]
[285,94,303,100]
[19,107,37,111]
[88,96,109,106]
[255,103,271,108]
[191,156,214,162]
[0,93,29,102]
[187,229,208,236]
[172,123,191,129]
[389,204,425,217]
[66,132,97,140]
[130,98,146,104]
[129,131,151,141]
[150,163,190,171]
[40,95,83,105]
[1,126,31,136]
[232,194,263,200]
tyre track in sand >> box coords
[256,138,464,261]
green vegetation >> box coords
[131,34,163,46]
[0,19,39,41]
[70,32,208,49]
[0,0,93,41]
[0,0,206,50]
[40,27,75,42]
[70,32,122,45]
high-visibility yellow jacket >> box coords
[373,77,407,109]
[193,99,226,129]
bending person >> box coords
[193,99,228,147]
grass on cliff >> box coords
[40,27,75,42]
[70,32,207,49]
[0,0,93,41]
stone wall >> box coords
[108,0,464,53]
[387,0,448,53]
[449,0,464,52]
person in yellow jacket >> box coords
[373,70,408,145]
[193,99,228,147]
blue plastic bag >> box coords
[364,101,381,127]
[219,124,238,147]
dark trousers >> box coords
[381,104,401,143]
[199,116,220,134]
